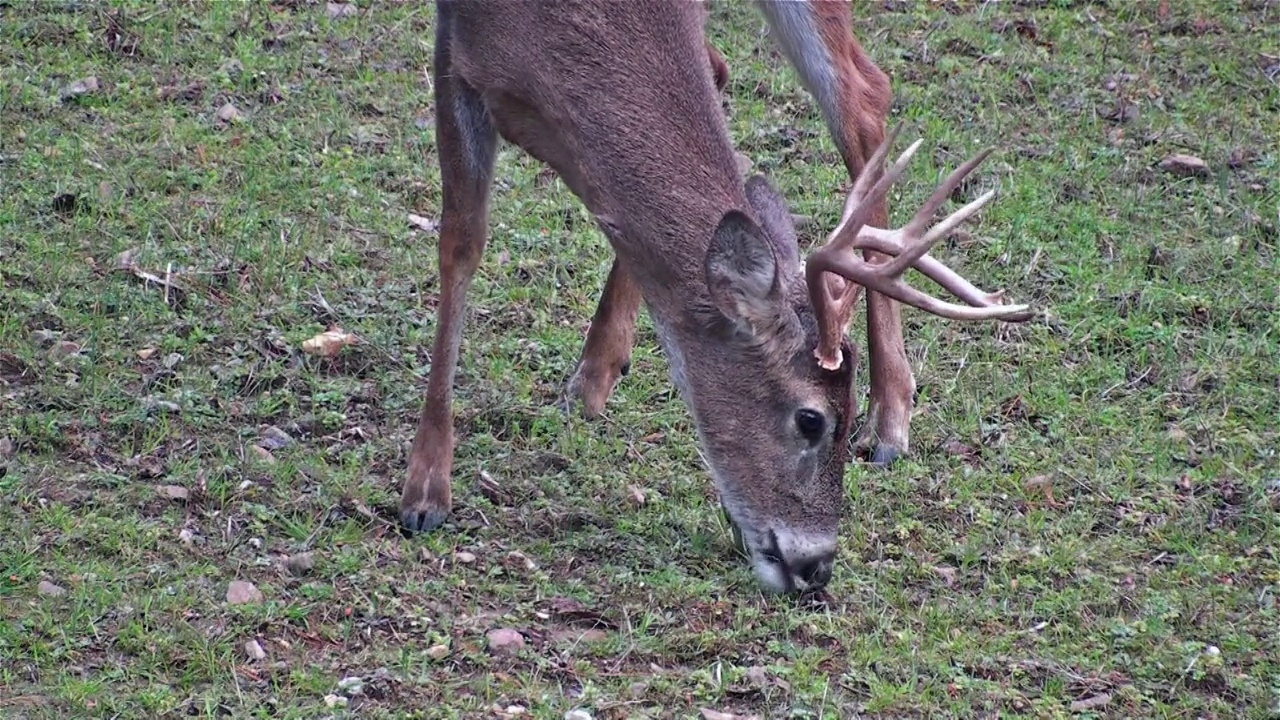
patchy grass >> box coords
[2,0,1278,717]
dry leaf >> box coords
[627,485,647,506]
[701,710,760,720]
[407,213,438,233]
[156,484,190,502]
[326,2,357,19]
[301,328,357,357]
[1069,693,1113,712]
[932,565,958,587]
[1158,153,1209,178]
[284,552,315,575]
[137,347,158,360]
[226,580,264,605]
[61,76,99,100]
[249,445,276,464]
[244,639,267,661]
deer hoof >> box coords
[400,505,449,534]
[869,445,902,468]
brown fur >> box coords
[403,0,894,594]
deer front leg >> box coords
[561,257,642,418]
[755,0,906,465]
[401,49,498,533]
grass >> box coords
[2,0,1278,717]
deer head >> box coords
[677,128,1032,594]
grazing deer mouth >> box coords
[721,506,836,595]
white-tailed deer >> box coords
[402,0,1033,594]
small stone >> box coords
[178,528,196,545]
[426,643,449,660]
[323,694,348,708]
[564,710,593,720]
[486,628,525,654]
[226,580,264,605]
[37,580,66,597]
[337,676,364,696]
[454,550,476,564]
[284,552,315,575]
[216,102,243,123]
[244,639,267,661]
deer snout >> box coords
[758,529,838,593]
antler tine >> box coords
[828,134,922,250]
[807,139,1035,370]
[880,188,996,280]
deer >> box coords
[400,0,1034,594]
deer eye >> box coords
[795,408,826,445]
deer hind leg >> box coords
[561,257,642,418]
[401,29,498,534]
[755,0,907,466]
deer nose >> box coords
[793,551,835,590]
[766,530,838,592]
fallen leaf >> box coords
[407,213,438,233]
[486,628,525,654]
[701,710,759,720]
[284,552,315,575]
[326,2,357,19]
[455,551,476,564]
[249,445,276,464]
[226,580,264,605]
[1158,153,1209,178]
[244,639,267,661]
[1069,693,1112,712]
[137,347,158,360]
[932,565,958,587]
[37,580,66,597]
[627,485,647,506]
[257,425,294,450]
[156,484,190,502]
[60,76,99,100]
[301,328,357,357]
[52,340,81,358]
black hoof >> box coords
[870,445,902,468]
[400,507,448,535]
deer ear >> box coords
[705,210,784,331]
[744,174,799,269]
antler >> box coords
[805,126,1034,370]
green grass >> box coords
[2,0,1278,717]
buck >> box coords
[401,0,1034,594]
